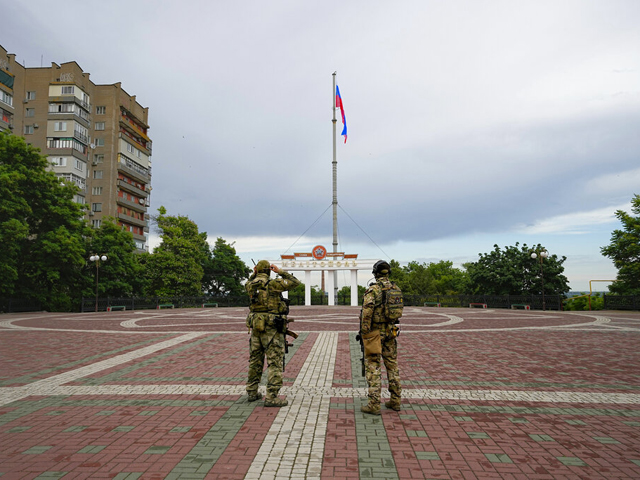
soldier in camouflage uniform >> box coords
[245,260,301,407]
[360,260,402,415]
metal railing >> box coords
[0,298,42,313]
[80,295,249,312]
[604,295,640,311]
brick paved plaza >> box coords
[1,306,640,479]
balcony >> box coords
[117,154,150,183]
[48,95,90,112]
[74,130,89,145]
[132,232,146,242]
[116,195,146,213]
[119,129,151,155]
[49,105,90,127]
[117,179,148,198]
[117,212,147,228]
[47,137,88,156]
[0,110,12,131]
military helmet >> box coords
[372,260,391,276]
[255,260,271,274]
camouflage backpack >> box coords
[249,278,270,313]
[380,280,403,322]
[249,277,290,315]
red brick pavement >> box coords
[1,307,640,479]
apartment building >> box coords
[0,45,152,250]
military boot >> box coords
[264,396,288,407]
[247,392,263,402]
[384,399,401,411]
[361,403,381,415]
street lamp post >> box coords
[530,250,548,311]
[89,254,107,312]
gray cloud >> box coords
[5,0,640,290]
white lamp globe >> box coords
[540,251,548,258]
[530,253,537,259]
[101,255,107,262]
[90,255,97,262]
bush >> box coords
[564,293,604,311]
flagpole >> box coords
[332,72,338,301]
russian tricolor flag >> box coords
[336,85,347,143]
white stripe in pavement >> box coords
[2,384,640,406]
[0,333,204,407]
[245,331,338,480]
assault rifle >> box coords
[275,316,298,371]
[355,313,365,376]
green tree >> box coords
[145,206,208,296]
[402,261,434,295]
[426,260,469,294]
[288,282,326,305]
[337,284,367,304]
[465,243,570,295]
[203,237,251,296]
[83,218,146,298]
[391,259,468,295]
[0,131,90,310]
[388,259,408,290]
[601,194,640,295]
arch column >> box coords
[305,271,312,306]
[350,269,358,306]
[327,270,335,306]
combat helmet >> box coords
[372,260,391,277]
[255,260,271,274]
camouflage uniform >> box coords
[360,275,402,409]
[245,262,300,403]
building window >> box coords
[74,159,85,172]
[93,170,103,179]
[92,186,102,195]
[47,137,86,153]
[93,154,104,164]
[95,122,105,131]
[50,156,67,167]
[94,138,104,147]
[61,86,74,95]
[25,108,35,117]
[50,103,70,113]
[92,219,102,228]
[91,203,102,212]
[26,91,36,100]
[0,90,13,106]
[54,121,67,132]
[96,106,106,115]
[24,125,34,134]
[56,172,85,190]
[126,142,142,158]
[1,90,13,106]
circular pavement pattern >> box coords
[1,307,640,479]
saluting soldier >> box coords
[245,260,301,407]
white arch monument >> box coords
[271,247,378,307]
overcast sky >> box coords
[5,0,640,291]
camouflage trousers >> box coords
[364,333,401,407]
[246,324,285,398]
